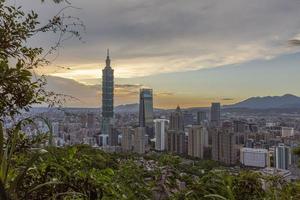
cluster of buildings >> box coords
[12,52,299,179]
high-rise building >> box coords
[102,49,114,136]
[99,134,109,146]
[154,119,169,151]
[183,111,194,126]
[188,125,205,158]
[211,124,238,165]
[166,106,186,155]
[108,125,118,146]
[233,120,248,133]
[210,103,221,127]
[281,127,294,138]
[87,113,96,129]
[139,88,154,137]
[121,127,134,152]
[197,111,207,124]
[275,144,291,170]
[245,139,255,148]
[134,127,146,154]
[169,106,184,131]
[240,148,269,168]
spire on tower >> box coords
[176,105,181,112]
[105,48,111,67]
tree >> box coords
[0,0,84,119]
[0,0,83,199]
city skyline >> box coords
[2,1,300,198]
[14,0,300,108]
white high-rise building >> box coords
[275,144,291,170]
[99,134,109,146]
[240,148,269,168]
[281,127,294,138]
[154,119,169,151]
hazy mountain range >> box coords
[115,94,300,112]
[227,94,300,109]
[32,93,300,113]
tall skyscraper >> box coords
[154,119,169,151]
[197,111,207,124]
[275,144,291,170]
[166,106,186,155]
[188,125,205,158]
[211,124,238,165]
[139,88,154,137]
[169,106,184,131]
[102,49,114,137]
[210,103,221,127]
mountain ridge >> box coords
[226,94,300,109]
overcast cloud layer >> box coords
[15,0,300,80]
[7,0,300,107]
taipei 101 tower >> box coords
[101,49,114,139]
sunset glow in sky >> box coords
[12,0,300,108]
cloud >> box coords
[222,98,235,101]
[44,76,143,107]
[44,75,237,108]
[289,39,300,46]
[15,0,300,81]
[154,92,174,97]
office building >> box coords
[233,120,248,133]
[134,127,146,154]
[108,125,118,146]
[154,119,169,151]
[197,111,207,124]
[188,125,205,158]
[51,122,59,137]
[245,139,255,148]
[275,144,291,170]
[210,103,221,127]
[87,113,96,129]
[166,106,186,154]
[101,49,114,136]
[240,148,269,168]
[211,124,238,165]
[99,134,109,146]
[121,127,134,152]
[281,127,294,138]
[183,111,194,126]
[139,88,154,137]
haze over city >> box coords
[13,0,300,108]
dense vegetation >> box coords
[1,0,300,199]
[2,139,300,199]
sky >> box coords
[10,0,300,108]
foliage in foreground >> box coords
[0,118,299,200]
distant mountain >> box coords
[115,103,139,113]
[115,103,166,113]
[228,94,300,109]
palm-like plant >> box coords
[0,118,54,200]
